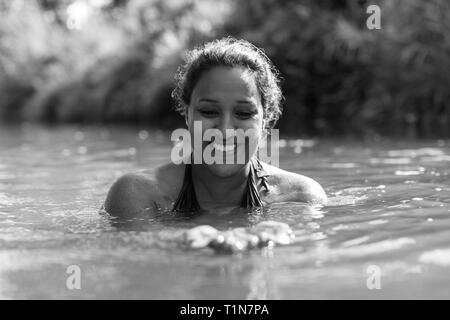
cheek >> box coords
[186,108,210,134]
[244,122,264,152]
[250,112,265,137]
[187,117,215,143]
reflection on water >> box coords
[0,124,450,299]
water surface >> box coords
[1,124,449,299]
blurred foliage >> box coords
[0,0,449,137]
[0,0,231,127]
[219,0,450,137]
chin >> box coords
[205,162,246,177]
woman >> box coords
[104,37,327,219]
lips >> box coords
[213,143,236,152]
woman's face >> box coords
[186,66,264,177]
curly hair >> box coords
[171,37,283,129]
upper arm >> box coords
[104,173,160,218]
[277,172,328,205]
[297,176,328,205]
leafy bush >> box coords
[0,0,231,126]
[1,0,449,137]
[219,0,450,137]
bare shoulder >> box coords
[104,162,184,218]
[261,162,327,205]
[104,171,160,218]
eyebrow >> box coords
[197,98,219,104]
[197,98,257,106]
[236,100,255,105]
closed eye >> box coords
[198,109,219,118]
[235,111,256,119]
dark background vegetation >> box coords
[1,0,449,138]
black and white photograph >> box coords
[0,0,449,303]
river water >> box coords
[0,124,449,299]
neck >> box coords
[191,161,252,207]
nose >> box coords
[217,111,236,134]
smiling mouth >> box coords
[212,142,236,152]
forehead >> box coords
[191,66,260,103]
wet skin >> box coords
[104,67,327,218]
